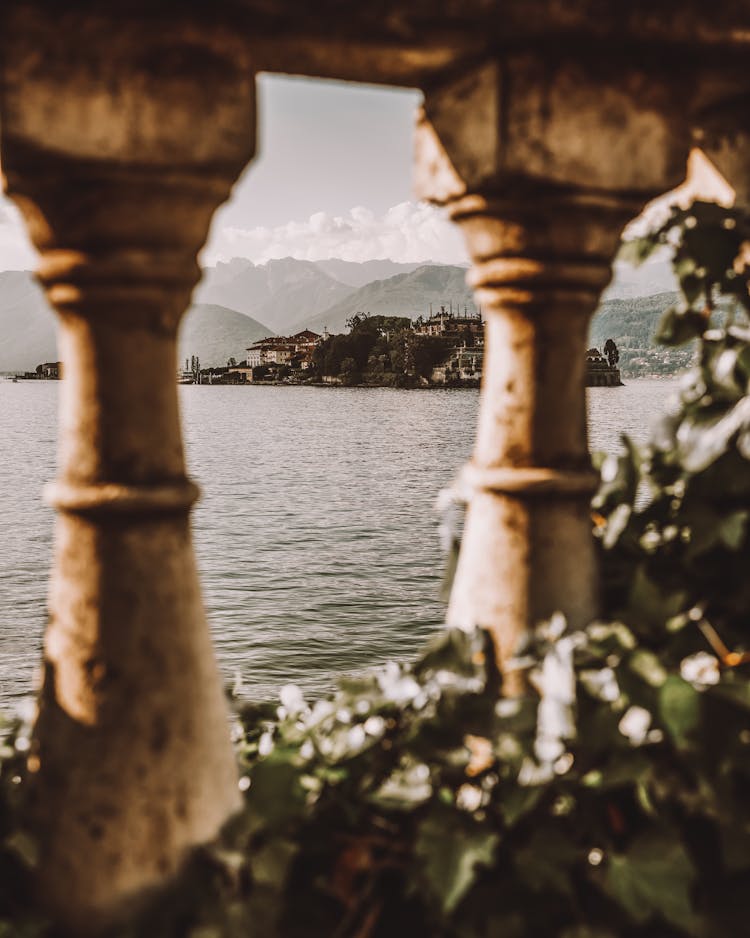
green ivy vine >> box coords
[3,199,750,937]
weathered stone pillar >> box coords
[0,10,255,930]
[444,189,639,676]
[416,57,690,684]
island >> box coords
[177,307,624,389]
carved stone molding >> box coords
[415,57,692,687]
[445,188,642,688]
[1,12,257,929]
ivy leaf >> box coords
[628,649,668,688]
[627,566,689,631]
[594,752,652,789]
[370,760,432,810]
[500,783,545,827]
[514,827,579,897]
[674,253,703,306]
[660,675,700,747]
[618,238,658,267]
[602,504,631,550]
[416,627,490,684]
[682,501,723,560]
[415,810,498,915]
[245,750,309,830]
[718,510,748,550]
[711,679,750,711]
[655,307,706,346]
[603,831,697,931]
[678,398,750,473]
[250,838,299,890]
[683,220,742,286]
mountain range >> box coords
[300,264,477,335]
[589,291,679,350]
[0,276,272,372]
[194,257,353,334]
[0,256,678,372]
[312,259,428,289]
[179,304,271,369]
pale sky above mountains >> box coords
[0,75,466,271]
[0,74,731,292]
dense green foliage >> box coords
[311,313,450,386]
[3,200,750,936]
[588,291,688,377]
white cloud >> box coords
[0,195,468,273]
[201,201,469,267]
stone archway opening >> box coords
[164,75,477,701]
[5,5,748,926]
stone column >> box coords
[416,56,690,686]
[0,10,255,930]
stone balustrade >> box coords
[2,0,749,928]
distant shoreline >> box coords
[3,373,685,386]
[182,379,482,390]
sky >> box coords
[0,75,468,272]
[0,76,731,282]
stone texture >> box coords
[415,59,693,685]
[2,0,750,927]
[1,8,256,930]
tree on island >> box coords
[339,356,358,385]
[603,337,619,367]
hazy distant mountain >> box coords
[253,259,352,333]
[313,259,427,289]
[1,258,685,377]
[0,270,271,371]
[194,258,270,314]
[590,291,678,349]
[590,291,694,376]
[195,257,351,333]
[179,304,272,368]
[0,271,57,371]
[303,264,477,334]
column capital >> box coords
[1,8,256,335]
[447,189,644,313]
[415,54,691,206]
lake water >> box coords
[0,379,678,708]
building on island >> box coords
[415,307,484,386]
[36,361,62,379]
[226,363,255,382]
[431,344,483,384]
[585,342,623,387]
[246,330,322,373]
[245,338,294,367]
[291,329,321,354]
[413,305,483,340]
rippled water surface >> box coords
[0,378,678,706]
